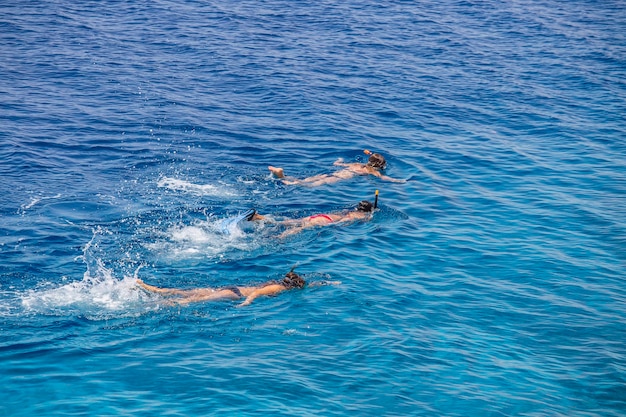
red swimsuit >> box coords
[308,214,334,222]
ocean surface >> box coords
[1,0,625,415]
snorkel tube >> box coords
[374,189,379,210]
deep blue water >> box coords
[1,0,625,415]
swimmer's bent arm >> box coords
[237,284,285,307]
[333,158,350,167]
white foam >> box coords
[21,261,157,319]
[144,216,260,261]
[157,176,238,197]
[170,225,214,243]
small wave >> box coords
[157,176,238,197]
[18,193,62,214]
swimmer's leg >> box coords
[278,225,312,238]
[269,166,304,185]
[299,175,344,187]
[297,174,339,186]
[249,212,267,221]
[172,289,241,305]
[137,279,187,296]
[269,166,340,186]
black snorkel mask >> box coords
[356,191,379,213]
[283,265,305,289]
[357,201,373,212]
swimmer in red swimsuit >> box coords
[268,150,405,187]
[249,200,375,238]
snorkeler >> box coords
[137,270,339,307]
[268,150,405,186]
[248,200,376,238]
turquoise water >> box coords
[1,0,625,415]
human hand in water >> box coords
[333,158,344,166]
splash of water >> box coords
[144,214,264,260]
[20,229,159,320]
[20,265,157,320]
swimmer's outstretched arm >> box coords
[369,170,406,183]
[237,284,285,307]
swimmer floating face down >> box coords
[247,197,377,238]
[137,269,337,307]
[268,149,404,187]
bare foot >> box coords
[136,279,152,291]
[268,166,285,178]
[250,212,266,221]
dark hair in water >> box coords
[367,153,386,169]
[356,200,374,212]
[283,271,306,289]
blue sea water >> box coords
[1,0,625,415]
